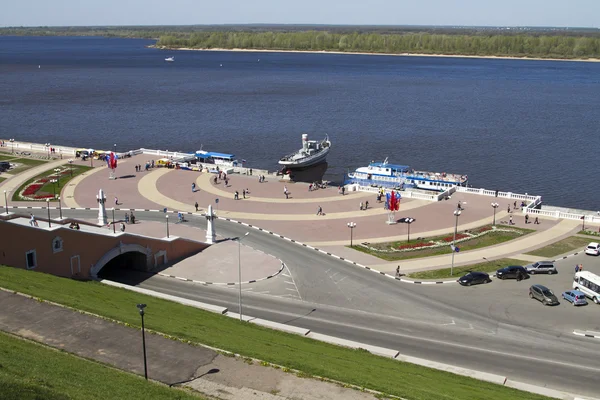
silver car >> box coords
[525,261,557,275]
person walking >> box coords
[509,215,513,225]
[365,201,369,210]
[234,191,239,200]
[316,205,323,216]
[360,201,363,211]
[194,201,199,212]
[192,182,196,192]
[284,186,289,199]
[513,201,517,209]
[507,205,511,213]
[575,264,580,274]
[114,196,119,206]
[525,214,529,224]
[534,217,539,224]
[130,211,136,224]
[242,189,246,199]
[396,266,400,277]
[125,213,130,224]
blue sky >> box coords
[1,0,598,28]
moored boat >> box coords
[346,158,468,191]
[165,56,175,62]
[279,134,331,169]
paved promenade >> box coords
[1,147,596,274]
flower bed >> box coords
[359,226,525,254]
[17,167,71,201]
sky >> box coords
[1,0,598,28]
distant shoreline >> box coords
[150,45,600,63]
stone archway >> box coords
[91,242,153,278]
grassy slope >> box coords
[0,266,550,400]
[0,331,202,400]
[525,236,591,258]
[408,258,529,280]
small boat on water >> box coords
[165,57,175,62]
[279,134,331,169]
[346,158,468,191]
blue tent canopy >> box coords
[196,151,235,160]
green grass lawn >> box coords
[3,157,47,174]
[408,258,530,280]
[0,331,202,400]
[0,266,551,400]
[354,226,534,261]
[12,164,92,201]
[525,236,591,258]
[579,230,600,238]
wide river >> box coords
[1,36,599,209]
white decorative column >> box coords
[96,189,108,226]
[205,204,216,244]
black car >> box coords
[458,271,491,286]
[496,265,529,280]
[0,161,10,172]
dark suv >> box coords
[496,265,529,280]
[529,284,559,306]
[0,161,10,172]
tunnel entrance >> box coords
[97,251,148,279]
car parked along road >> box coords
[562,290,588,306]
[585,242,600,256]
[524,260,557,275]
[458,271,491,286]
[496,265,529,280]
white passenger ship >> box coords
[345,158,468,191]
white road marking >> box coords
[283,264,303,301]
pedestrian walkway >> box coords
[0,158,68,195]
[0,289,377,400]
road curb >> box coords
[573,330,600,339]
[157,262,285,286]
[219,216,457,286]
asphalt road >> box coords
[52,209,600,397]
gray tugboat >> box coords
[279,134,331,169]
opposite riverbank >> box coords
[150,45,600,63]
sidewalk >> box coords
[0,289,377,400]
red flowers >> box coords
[441,234,469,242]
[22,184,43,196]
[397,242,435,250]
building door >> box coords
[70,255,81,276]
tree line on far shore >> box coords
[156,31,600,59]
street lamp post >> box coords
[450,209,461,276]
[3,190,8,215]
[58,196,62,219]
[404,218,415,242]
[166,215,170,238]
[46,198,51,228]
[491,202,499,226]
[237,232,249,321]
[45,143,51,159]
[136,304,148,381]
[347,222,356,247]
[112,207,116,234]
[54,168,61,187]
[10,139,15,154]
[50,179,57,197]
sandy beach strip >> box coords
[150,45,600,63]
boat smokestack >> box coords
[302,134,308,151]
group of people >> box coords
[134,161,154,172]
[359,201,369,211]
[258,175,266,183]
[233,188,251,200]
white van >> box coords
[585,242,600,256]
[573,271,600,304]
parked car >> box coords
[0,161,10,172]
[524,260,557,275]
[496,266,529,280]
[529,284,560,306]
[458,271,491,286]
[585,242,600,256]
[562,290,588,306]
